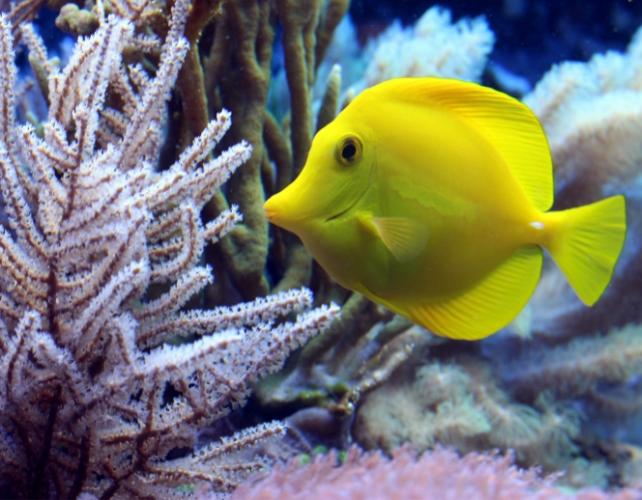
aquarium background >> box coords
[3,0,642,496]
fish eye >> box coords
[336,136,363,166]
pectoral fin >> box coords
[368,216,429,263]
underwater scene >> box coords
[0,0,642,498]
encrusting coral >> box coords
[352,360,587,476]
[0,1,338,497]
[503,324,642,402]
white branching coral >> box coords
[0,1,338,498]
[523,25,642,205]
[362,6,495,87]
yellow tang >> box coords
[264,77,627,340]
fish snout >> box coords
[264,185,314,230]
[263,196,281,223]
[264,193,297,228]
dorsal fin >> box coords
[368,78,554,211]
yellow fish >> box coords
[264,78,627,340]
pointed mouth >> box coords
[263,193,305,229]
[264,203,278,222]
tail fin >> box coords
[545,195,626,306]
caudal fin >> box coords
[545,195,626,306]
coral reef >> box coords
[353,360,588,479]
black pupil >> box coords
[342,142,357,160]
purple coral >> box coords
[224,446,640,500]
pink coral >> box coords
[224,446,640,500]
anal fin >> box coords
[376,246,543,340]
